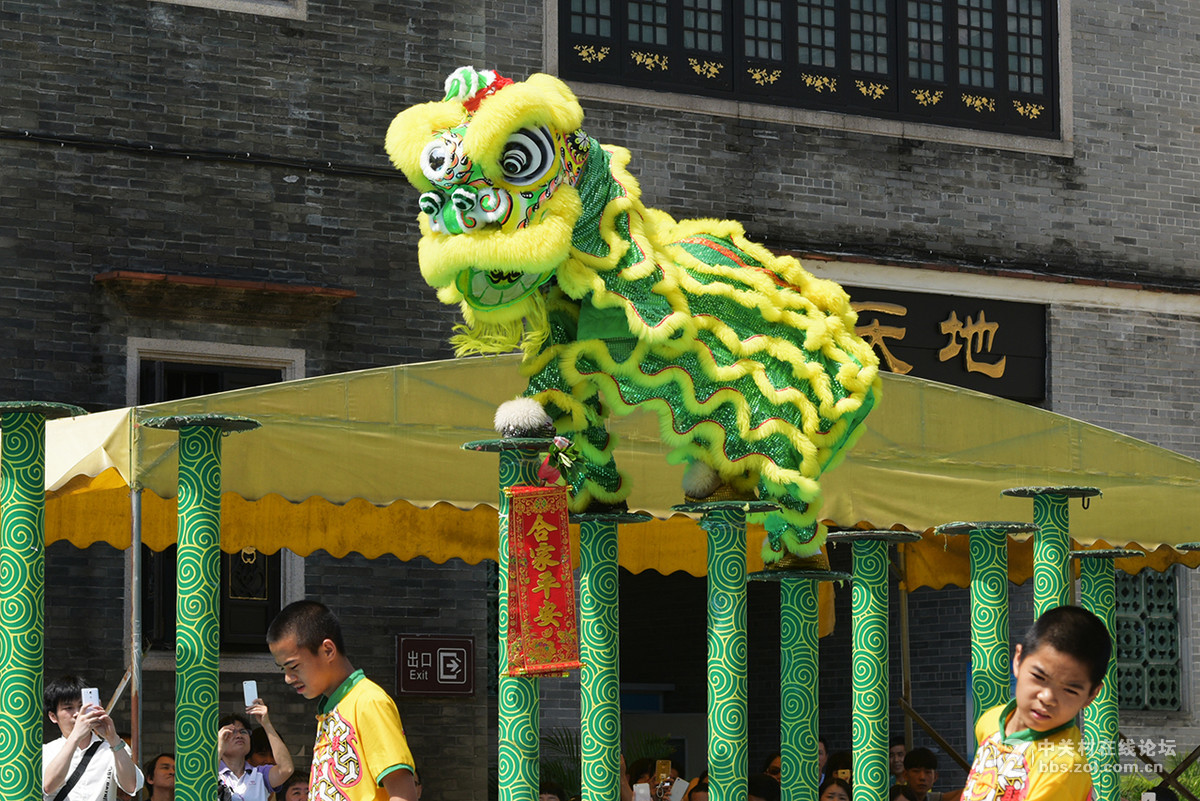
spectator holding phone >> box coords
[42,675,144,801]
[217,700,294,801]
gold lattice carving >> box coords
[801,73,837,93]
[574,45,610,64]
[631,51,669,71]
[855,80,889,100]
[1013,101,1045,119]
[912,89,944,106]
[961,94,996,113]
[688,58,724,79]
[747,68,782,86]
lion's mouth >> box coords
[458,268,552,310]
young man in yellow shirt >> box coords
[268,601,418,801]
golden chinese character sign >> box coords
[505,484,583,676]
[845,285,1045,402]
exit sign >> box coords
[396,634,475,697]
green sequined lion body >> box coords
[385,68,880,564]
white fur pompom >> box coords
[681,460,723,499]
[494,398,554,438]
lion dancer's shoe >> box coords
[762,518,831,572]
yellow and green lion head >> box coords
[385,67,590,330]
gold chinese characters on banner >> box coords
[505,484,582,676]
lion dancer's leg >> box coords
[759,475,830,571]
[510,297,630,512]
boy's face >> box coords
[284,781,309,801]
[48,699,82,739]
[269,633,339,700]
[1010,643,1101,733]
[903,766,936,796]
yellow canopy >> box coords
[30,355,1200,583]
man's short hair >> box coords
[267,600,347,655]
[218,712,253,732]
[904,747,938,771]
[44,675,87,715]
[889,736,906,749]
[144,753,173,794]
[747,773,780,801]
[279,769,310,798]
[1021,604,1112,688]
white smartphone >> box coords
[242,680,258,708]
[81,687,101,709]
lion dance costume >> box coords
[385,67,881,567]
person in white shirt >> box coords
[217,706,293,801]
[43,675,143,801]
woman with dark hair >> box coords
[818,777,852,801]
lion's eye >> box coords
[500,127,556,186]
[420,139,451,182]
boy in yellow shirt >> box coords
[962,605,1111,801]
[267,601,419,801]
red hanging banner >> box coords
[505,484,582,677]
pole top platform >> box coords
[671,499,779,514]
[1002,486,1101,499]
[1070,549,1143,560]
[462,437,556,452]
[935,520,1039,536]
[571,510,655,524]
[143,414,261,432]
[748,569,852,583]
[826,529,922,544]
[0,401,87,420]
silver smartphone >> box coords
[81,687,101,709]
[242,680,258,708]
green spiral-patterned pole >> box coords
[1076,550,1129,801]
[781,577,818,801]
[969,526,1009,723]
[145,415,258,801]
[827,530,919,801]
[1032,494,1071,615]
[177,424,222,801]
[851,540,888,800]
[0,402,84,801]
[1004,488,1100,617]
[578,519,620,801]
[701,506,748,801]
[937,522,1038,729]
[499,447,543,801]
[463,439,548,801]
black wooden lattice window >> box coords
[850,0,889,74]
[906,1,943,81]
[744,0,783,61]
[797,0,835,68]
[1007,0,1044,94]
[560,0,1058,136]
[684,0,724,52]
[572,0,614,37]
[1115,567,1181,711]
